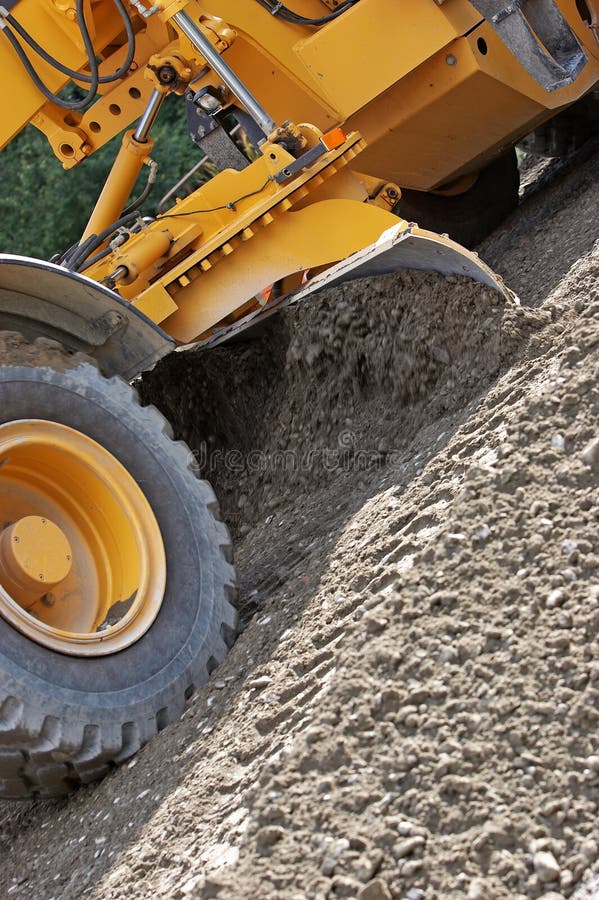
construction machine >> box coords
[0,0,597,798]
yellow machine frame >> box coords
[1,0,599,346]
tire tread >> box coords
[0,332,238,798]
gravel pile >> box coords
[141,272,546,533]
[0,146,597,900]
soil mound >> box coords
[141,272,545,533]
[0,147,597,900]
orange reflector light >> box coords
[321,127,346,151]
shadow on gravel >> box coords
[480,137,599,306]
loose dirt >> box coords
[0,143,597,900]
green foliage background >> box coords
[0,96,203,260]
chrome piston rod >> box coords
[172,11,276,136]
[134,89,165,143]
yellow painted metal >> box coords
[0,516,73,609]
[112,227,172,284]
[0,420,166,656]
[350,19,599,189]
[86,130,365,297]
[292,0,481,117]
[80,129,154,242]
[3,0,599,186]
[0,9,172,166]
[155,198,402,342]
[1,0,599,350]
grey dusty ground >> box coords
[0,141,597,900]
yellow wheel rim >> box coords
[0,420,166,656]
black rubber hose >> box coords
[4,0,135,85]
[61,234,101,270]
[1,0,98,109]
[121,161,158,217]
[65,211,139,273]
[254,0,358,26]
[75,169,157,274]
[78,245,115,273]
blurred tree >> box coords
[0,94,203,259]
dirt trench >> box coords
[0,142,597,900]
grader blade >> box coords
[198,223,517,349]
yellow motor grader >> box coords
[0,0,597,797]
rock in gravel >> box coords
[330,874,362,897]
[585,755,599,773]
[255,826,285,850]
[357,878,392,900]
[581,436,599,467]
[321,838,351,875]
[468,879,493,900]
[395,836,425,858]
[247,676,272,690]
[534,851,561,883]
[406,890,425,900]
[546,588,566,608]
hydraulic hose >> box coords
[253,0,359,26]
[3,0,135,85]
[1,0,98,109]
[63,211,139,273]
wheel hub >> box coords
[0,420,166,656]
[0,515,73,608]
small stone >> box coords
[397,821,413,836]
[255,826,285,849]
[538,893,566,900]
[321,838,350,875]
[364,614,388,633]
[354,849,384,882]
[468,879,492,900]
[440,646,459,663]
[330,875,361,897]
[406,890,425,900]
[357,878,392,900]
[559,869,574,890]
[581,436,599,467]
[180,876,202,895]
[585,755,599,773]
[561,539,577,556]
[534,850,560,883]
[473,524,490,542]
[580,838,598,863]
[395,836,425,858]
[546,589,565,609]
[247,676,272,690]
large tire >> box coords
[394,149,520,248]
[0,332,237,799]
